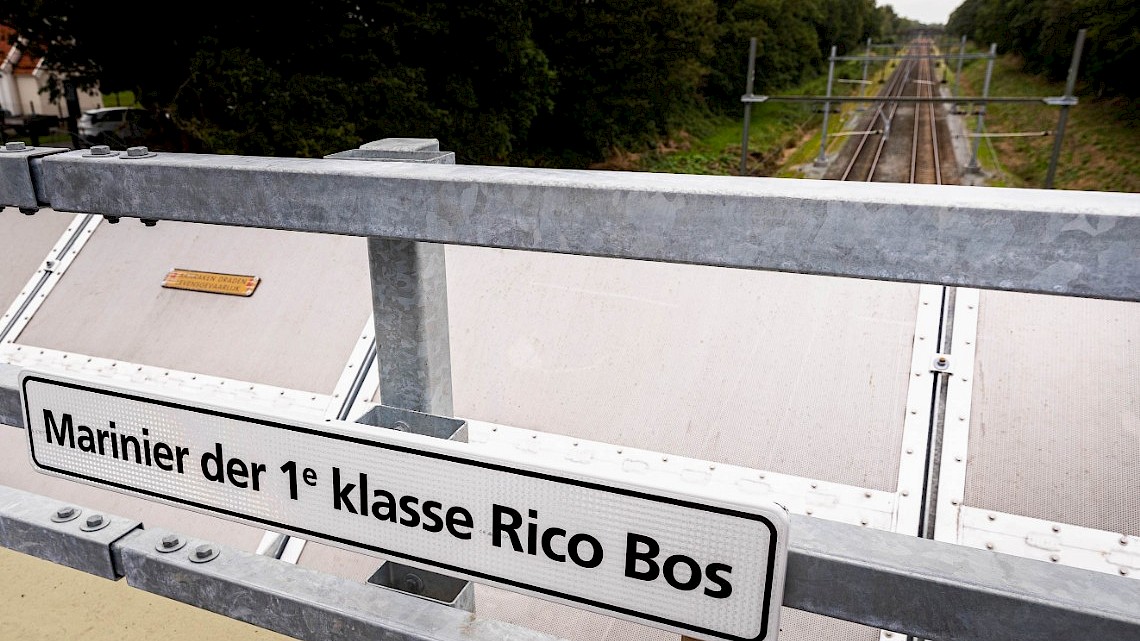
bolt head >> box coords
[85,514,104,527]
[56,506,76,519]
[402,573,424,594]
[5,141,27,151]
[194,544,214,559]
[90,144,112,156]
[126,146,149,157]
[161,535,180,549]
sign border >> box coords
[23,374,780,641]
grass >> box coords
[955,51,1139,193]
[102,90,138,108]
[593,60,884,177]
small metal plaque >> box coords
[162,269,259,297]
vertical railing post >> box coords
[739,37,758,176]
[328,138,454,419]
[966,43,996,173]
[1044,28,1086,189]
[815,45,837,167]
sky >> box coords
[886,0,962,25]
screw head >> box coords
[4,141,27,151]
[126,146,150,157]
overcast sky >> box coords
[887,0,961,25]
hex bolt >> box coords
[19,207,38,215]
[157,534,183,552]
[52,506,80,522]
[86,514,104,528]
[141,219,158,227]
[195,544,215,560]
[4,141,27,151]
[103,215,121,224]
[126,146,150,157]
[89,144,113,156]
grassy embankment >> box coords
[609,45,1139,195]
[954,51,1139,192]
[593,58,885,176]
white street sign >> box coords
[21,371,788,641]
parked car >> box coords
[77,107,160,147]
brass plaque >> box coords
[162,269,260,297]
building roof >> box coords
[0,25,42,76]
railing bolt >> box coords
[157,534,183,552]
[51,506,80,522]
[402,573,425,595]
[81,513,109,531]
[141,219,158,227]
[126,146,150,157]
[190,543,220,563]
[4,141,27,151]
[104,216,121,224]
[89,144,113,156]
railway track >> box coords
[826,38,958,186]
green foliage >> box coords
[2,0,936,165]
[948,0,1140,97]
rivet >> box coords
[901,490,909,497]
[1052,525,1060,533]
[860,519,868,526]
[951,499,960,506]
[906,448,913,454]
[1049,554,1059,562]
[955,456,962,462]
[805,508,813,515]
[1121,536,1130,546]
[864,491,872,498]
[810,483,818,489]
[909,410,917,415]
[985,542,994,549]
[987,513,996,521]
[959,416,966,421]
[1121,568,1130,576]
